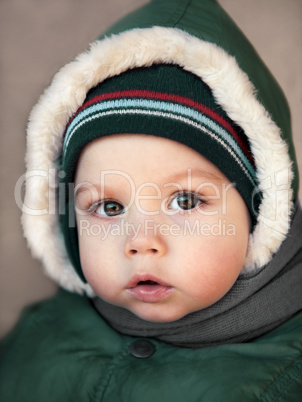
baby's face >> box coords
[75,134,250,322]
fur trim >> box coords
[22,27,293,295]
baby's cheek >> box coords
[79,235,126,301]
[80,258,113,300]
[78,236,103,289]
[192,236,245,301]
[217,232,247,271]
[212,238,247,296]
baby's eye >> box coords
[168,191,204,211]
[94,200,125,217]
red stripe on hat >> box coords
[68,90,254,166]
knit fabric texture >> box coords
[60,64,260,281]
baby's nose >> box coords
[124,219,167,258]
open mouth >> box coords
[128,274,168,289]
[137,280,158,285]
[127,276,174,302]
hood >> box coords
[22,0,299,296]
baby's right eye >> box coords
[94,200,125,217]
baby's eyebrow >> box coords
[75,183,102,199]
[167,169,225,184]
[74,170,225,199]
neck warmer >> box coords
[93,203,302,348]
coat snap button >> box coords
[128,340,155,358]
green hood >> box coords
[22,0,298,295]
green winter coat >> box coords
[1,0,301,400]
[1,290,302,401]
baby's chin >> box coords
[126,303,201,323]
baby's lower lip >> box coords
[126,283,174,303]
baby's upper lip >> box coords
[127,274,170,288]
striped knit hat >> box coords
[60,64,260,280]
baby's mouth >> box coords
[137,280,158,285]
[127,276,174,303]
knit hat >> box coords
[60,64,260,281]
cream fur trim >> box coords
[22,27,293,295]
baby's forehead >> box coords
[74,134,229,188]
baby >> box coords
[1,1,302,400]
[69,65,251,325]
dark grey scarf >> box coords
[93,203,302,348]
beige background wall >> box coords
[0,0,301,339]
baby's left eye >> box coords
[168,191,204,211]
